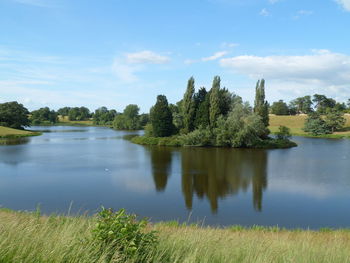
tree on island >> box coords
[209,76,221,128]
[254,79,269,136]
[0,101,30,129]
[182,77,196,133]
[150,95,175,137]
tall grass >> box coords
[1,210,350,263]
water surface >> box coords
[0,126,349,229]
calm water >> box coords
[0,126,350,229]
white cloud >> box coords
[259,8,270,16]
[335,0,350,11]
[202,51,228,62]
[220,50,350,101]
[125,50,170,64]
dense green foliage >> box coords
[254,79,269,129]
[276,126,292,140]
[303,110,346,135]
[93,107,117,126]
[182,77,196,133]
[68,107,91,121]
[135,77,296,149]
[0,101,30,129]
[271,100,289,115]
[303,112,332,135]
[209,76,221,128]
[313,94,336,114]
[92,208,158,261]
[57,107,71,116]
[30,107,58,125]
[324,109,346,133]
[113,104,144,130]
[289,96,313,114]
[150,95,175,137]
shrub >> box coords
[179,126,213,146]
[276,126,291,140]
[92,208,158,260]
[303,113,331,135]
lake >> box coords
[0,126,350,229]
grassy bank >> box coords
[0,209,350,263]
[0,126,41,138]
[269,114,350,139]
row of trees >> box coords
[147,76,274,148]
[271,95,350,115]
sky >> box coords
[0,0,350,112]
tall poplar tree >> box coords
[182,77,196,133]
[209,76,221,128]
[254,79,269,128]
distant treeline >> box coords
[270,95,350,115]
[0,78,348,139]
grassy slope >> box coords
[269,114,350,138]
[56,115,94,126]
[1,210,350,263]
[0,126,41,138]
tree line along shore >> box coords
[1,76,349,142]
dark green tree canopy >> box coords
[113,104,142,130]
[312,94,336,113]
[0,101,30,129]
[209,76,221,128]
[150,95,175,137]
[182,77,196,133]
[289,96,313,114]
[93,107,117,125]
[254,79,269,129]
[30,107,58,125]
[271,100,289,115]
[68,107,91,121]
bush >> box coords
[276,126,291,140]
[303,113,331,135]
[179,126,213,146]
[92,208,158,261]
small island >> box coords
[131,76,297,149]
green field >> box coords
[0,126,41,138]
[269,114,350,138]
[0,209,350,263]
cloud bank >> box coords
[220,50,350,101]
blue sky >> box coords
[0,0,350,112]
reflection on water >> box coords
[0,138,30,146]
[149,147,267,212]
[1,126,350,228]
[148,147,172,191]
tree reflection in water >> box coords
[148,146,267,212]
[147,147,173,192]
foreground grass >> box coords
[269,114,350,138]
[0,126,41,138]
[1,210,350,263]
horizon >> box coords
[1,0,350,112]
